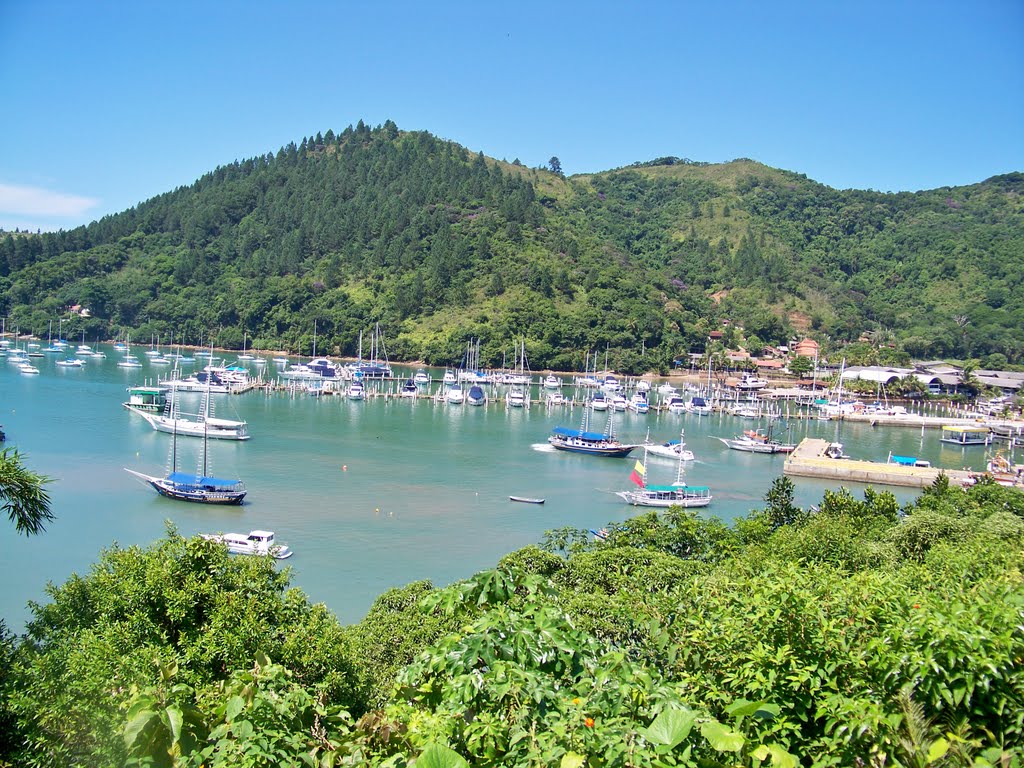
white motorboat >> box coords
[133,410,251,440]
[201,530,292,559]
[644,430,695,462]
[506,388,527,408]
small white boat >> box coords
[509,496,545,504]
[200,530,292,559]
[466,384,487,406]
[728,404,759,419]
[400,378,418,398]
[506,388,527,408]
[543,374,562,389]
[665,395,687,414]
[446,385,465,404]
[717,429,794,454]
[628,392,650,414]
[546,391,566,407]
[413,369,431,386]
[644,431,695,462]
[347,380,365,400]
[56,358,85,368]
[18,362,40,375]
[686,396,712,415]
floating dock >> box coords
[783,438,974,489]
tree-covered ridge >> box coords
[1,122,1022,370]
[570,161,1024,362]
[2,477,1021,766]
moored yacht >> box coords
[201,530,292,559]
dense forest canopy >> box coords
[2,121,1022,372]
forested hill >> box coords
[2,121,1022,371]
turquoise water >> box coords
[0,348,989,630]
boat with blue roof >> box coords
[548,409,637,457]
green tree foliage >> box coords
[6,527,361,767]
[0,449,53,536]
[3,129,1020,371]
[5,478,1024,766]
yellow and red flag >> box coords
[629,460,646,487]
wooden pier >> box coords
[783,438,975,489]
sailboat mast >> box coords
[674,427,686,486]
[202,343,213,478]
[171,384,178,474]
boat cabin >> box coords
[939,426,991,446]
[123,386,169,412]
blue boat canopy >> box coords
[551,426,612,441]
[692,397,707,406]
[167,471,241,487]
[889,456,919,466]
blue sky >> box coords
[1,0,1021,232]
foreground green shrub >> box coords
[9,529,360,767]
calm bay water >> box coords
[0,347,987,630]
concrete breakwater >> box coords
[783,438,976,489]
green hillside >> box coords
[2,122,1022,371]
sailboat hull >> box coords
[151,479,246,504]
[615,488,712,507]
[125,468,247,505]
[547,438,636,457]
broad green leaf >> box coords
[927,738,950,763]
[724,699,758,718]
[233,719,254,739]
[226,695,245,721]
[123,709,156,748]
[767,745,798,768]
[165,705,183,745]
[700,720,745,752]
[639,708,696,748]
[561,753,587,768]
[416,743,470,768]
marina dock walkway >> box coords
[783,438,975,489]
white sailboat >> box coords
[615,440,711,508]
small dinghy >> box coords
[509,496,545,504]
